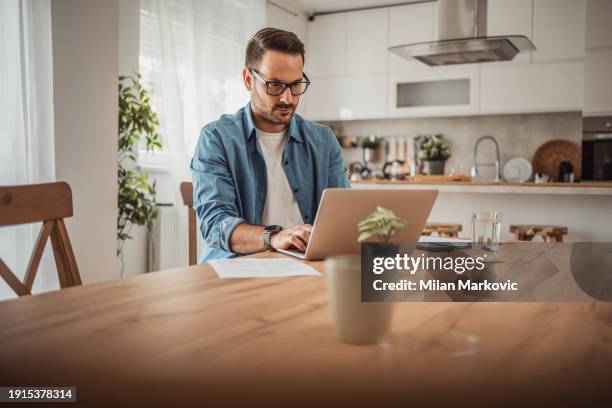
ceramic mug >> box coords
[324,255,394,345]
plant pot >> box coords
[324,255,394,344]
[424,160,446,175]
[363,147,382,164]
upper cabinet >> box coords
[585,0,612,48]
[306,14,346,77]
[304,0,595,121]
[532,0,586,61]
[584,49,612,115]
[481,0,586,114]
[583,0,612,116]
[346,10,387,75]
[306,9,387,77]
[305,10,387,120]
[480,61,584,114]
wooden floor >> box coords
[0,251,611,405]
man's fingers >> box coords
[293,229,310,242]
[290,236,306,251]
[293,232,308,246]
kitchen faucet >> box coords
[471,135,501,182]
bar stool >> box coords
[509,225,568,243]
[422,223,462,238]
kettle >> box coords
[383,160,409,180]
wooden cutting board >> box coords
[409,174,472,182]
[532,139,581,181]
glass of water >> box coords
[472,211,502,260]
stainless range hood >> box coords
[389,0,536,66]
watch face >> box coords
[265,225,283,233]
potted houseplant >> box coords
[418,134,451,175]
[324,207,407,344]
[117,74,162,271]
[361,135,382,164]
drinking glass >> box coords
[471,211,502,261]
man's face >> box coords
[246,50,304,126]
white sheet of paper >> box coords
[209,258,321,279]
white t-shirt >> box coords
[257,128,304,228]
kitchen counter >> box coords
[352,180,612,196]
[352,179,612,241]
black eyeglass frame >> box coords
[249,68,311,96]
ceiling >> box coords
[286,0,431,14]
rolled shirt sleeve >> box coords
[190,126,245,253]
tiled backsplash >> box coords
[324,112,582,174]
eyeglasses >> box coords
[249,68,310,96]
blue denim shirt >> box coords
[190,103,350,263]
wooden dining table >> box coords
[1,251,611,406]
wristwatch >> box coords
[262,225,283,250]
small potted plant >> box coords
[418,134,451,175]
[117,74,162,274]
[357,206,407,243]
[361,135,382,164]
[324,207,407,344]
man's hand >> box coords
[270,224,313,252]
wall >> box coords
[326,111,583,178]
[52,0,119,284]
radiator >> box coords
[148,204,182,272]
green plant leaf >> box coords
[117,73,162,257]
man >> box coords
[190,27,350,263]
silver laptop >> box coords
[277,188,438,260]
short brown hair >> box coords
[245,27,305,68]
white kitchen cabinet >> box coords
[306,14,346,77]
[388,2,436,72]
[346,9,387,75]
[340,75,387,120]
[304,0,592,121]
[303,77,342,121]
[586,0,612,48]
[387,66,480,118]
[306,75,386,121]
[584,48,612,115]
[583,0,612,116]
[532,0,586,62]
[480,61,584,114]
[487,0,533,63]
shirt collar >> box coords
[244,102,303,143]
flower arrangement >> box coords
[418,134,451,161]
[357,207,407,243]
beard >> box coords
[251,89,297,126]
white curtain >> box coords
[0,0,56,300]
[139,0,266,265]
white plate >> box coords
[502,156,532,182]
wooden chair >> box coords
[180,182,197,265]
[0,182,82,296]
[509,225,568,243]
[422,223,463,238]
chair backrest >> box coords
[180,181,197,265]
[0,181,82,296]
